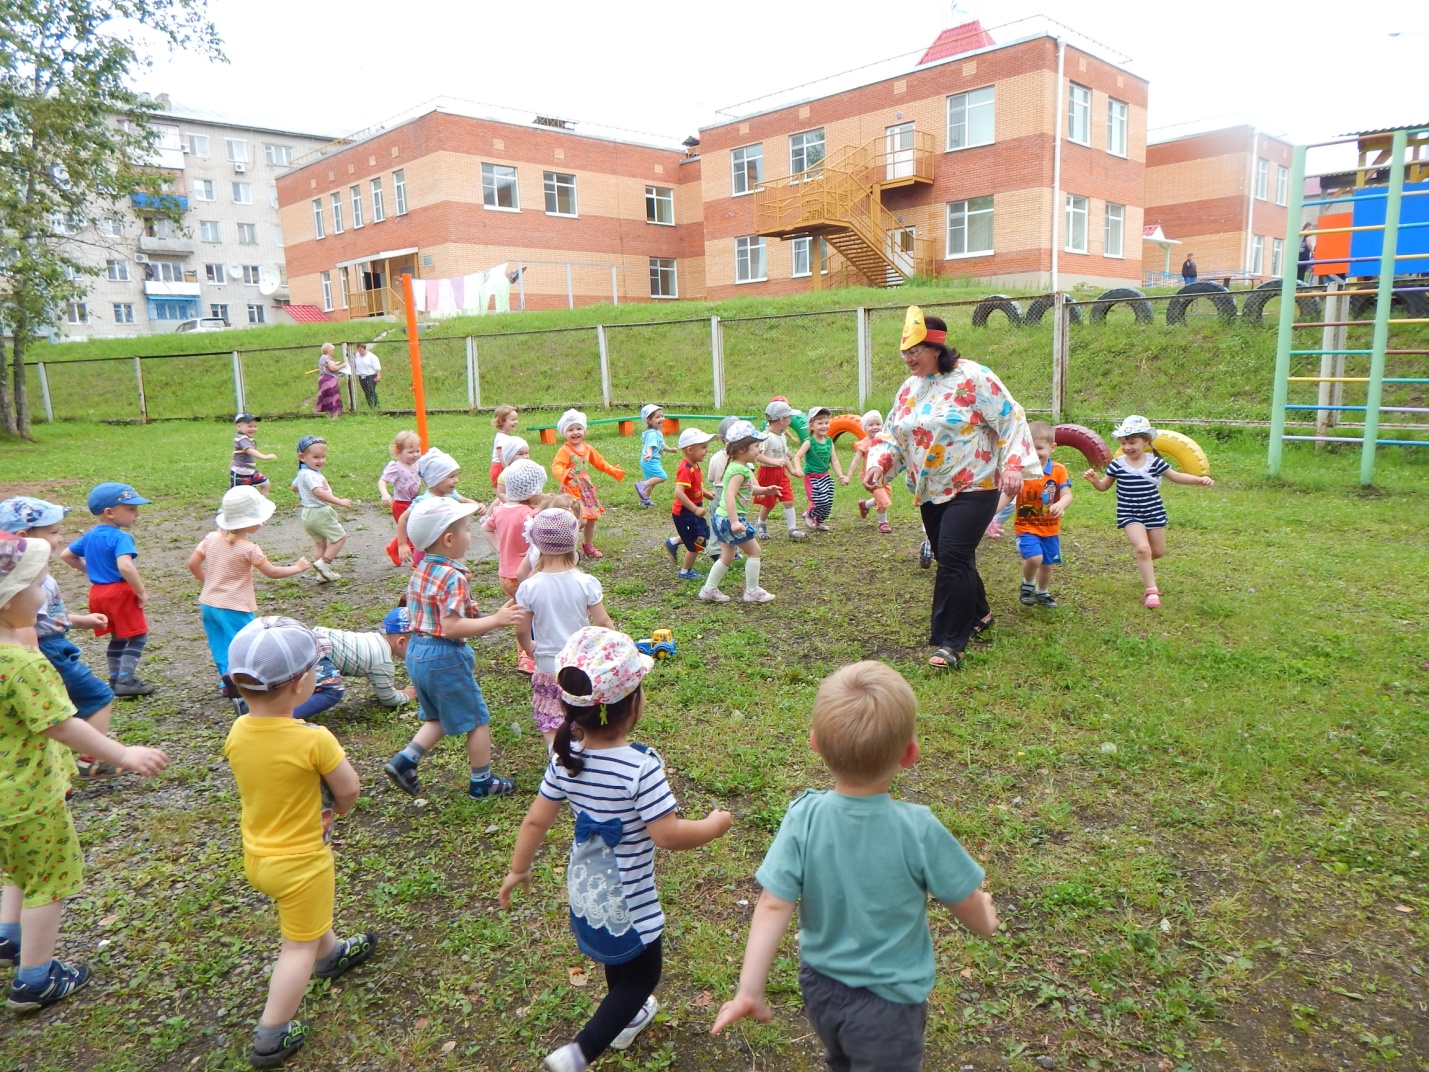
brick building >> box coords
[277,107,703,319]
[1145,125,1294,284]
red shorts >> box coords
[88,582,148,639]
[752,467,793,507]
[385,502,419,567]
[489,461,504,488]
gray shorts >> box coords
[800,964,927,1072]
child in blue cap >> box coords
[59,483,154,697]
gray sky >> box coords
[133,0,1427,147]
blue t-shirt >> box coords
[67,524,139,585]
[641,427,665,461]
[756,789,984,1004]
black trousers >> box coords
[358,374,379,408]
[919,489,998,652]
[576,936,662,1060]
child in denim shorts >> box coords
[383,498,525,800]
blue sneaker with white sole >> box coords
[7,959,92,1011]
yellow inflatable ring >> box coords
[1113,428,1210,477]
[828,413,866,443]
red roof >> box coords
[282,305,330,324]
[918,21,996,65]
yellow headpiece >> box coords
[901,306,927,350]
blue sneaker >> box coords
[468,774,516,800]
[383,753,421,797]
[0,936,18,969]
[663,537,680,565]
[677,568,699,581]
[7,959,92,1011]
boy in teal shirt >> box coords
[713,661,1000,1071]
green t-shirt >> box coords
[756,789,984,1004]
[715,460,754,519]
[803,435,833,475]
[0,645,78,823]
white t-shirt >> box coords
[291,467,330,508]
[351,348,381,376]
[515,569,605,672]
[493,430,516,465]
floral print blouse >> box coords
[866,361,1039,505]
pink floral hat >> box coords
[556,627,653,708]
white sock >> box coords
[744,556,762,592]
[1036,585,1049,594]
[876,509,887,523]
[705,560,729,591]
[783,505,798,530]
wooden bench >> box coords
[527,413,752,444]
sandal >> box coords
[877,521,892,534]
[582,544,604,559]
[970,614,995,639]
[1143,587,1161,609]
[928,646,963,671]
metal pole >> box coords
[516,260,526,311]
[611,265,619,306]
[596,325,611,408]
[1049,37,1065,292]
[36,362,53,423]
[466,336,479,412]
[134,356,147,423]
[342,342,356,411]
[402,273,429,451]
[1359,128,1407,486]
[855,307,870,411]
[710,316,724,410]
[1315,281,1338,446]
[231,350,245,414]
[565,263,574,310]
[1267,144,1307,476]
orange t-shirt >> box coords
[1014,461,1070,536]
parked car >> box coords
[175,317,230,333]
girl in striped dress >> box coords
[1083,415,1214,608]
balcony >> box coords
[138,235,196,256]
[130,192,189,212]
[143,280,201,298]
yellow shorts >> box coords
[244,848,335,942]
[0,803,84,909]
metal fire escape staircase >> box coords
[754,131,936,287]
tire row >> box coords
[967,280,1342,327]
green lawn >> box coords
[0,415,1425,1071]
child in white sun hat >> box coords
[700,420,780,604]
[500,626,731,1072]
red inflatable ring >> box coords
[1053,423,1112,468]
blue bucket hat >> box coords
[0,496,69,533]
[87,483,151,515]
[381,608,411,635]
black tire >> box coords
[1347,287,1429,322]
[1165,281,1238,324]
[1087,287,1154,324]
[970,294,1024,327]
[1023,294,1083,326]
[1241,279,1325,324]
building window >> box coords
[543,171,577,216]
[105,259,129,281]
[320,271,333,312]
[225,138,247,162]
[183,133,210,157]
[66,302,89,324]
[149,299,197,321]
[331,192,343,233]
[1065,194,1089,252]
[1104,202,1125,257]
[947,86,995,150]
[350,185,363,228]
[145,260,185,282]
[192,178,215,201]
[272,223,284,247]
[1249,235,1265,274]
[241,265,261,285]
[1107,98,1128,157]
[645,185,674,225]
[210,303,229,322]
[792,235,811,277]
[264,144,293,166]
[735,236,766,283]
[232,182,252,204]
[98,216,124,238]
[237,222,258,245]
[269,185,279,209]
[112,303,135,324]
[482,163,519,210]
[731,144,763,196]
[649,257,677,298]
[1255,158,1269,200]
[311,199,324,239]
[370,178,385,221]
[205,263,226,284]
[392,169,407,215]
[790,129,825,178]
[946,197,994,257]
[200,220,221,243]
[1275,165,1289,206]
[1067,83,1092,145]
[247,303,266,324]
[1271,237,1285,277]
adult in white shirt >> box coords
[352,342,381,409]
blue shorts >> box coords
[713,514,758,546]
[406,634,489,736]
[1016,533,1062,566]
[672,511,709,552]
[37,633,113,719]
[640,459,668,481]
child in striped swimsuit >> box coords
[794,406,843,531]
[1083,415,1214,609]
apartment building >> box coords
[58,97,333,339]
[277,106,704,319]
[1145,125,1293,283]
[698,24,1149,299]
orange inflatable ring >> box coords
[828,413,865,443]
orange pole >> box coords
[402,273,428,451]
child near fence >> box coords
[551,409,625,560]
[847,411,894,533]
[634,405,675,508]
[292,436,352,582]
[230,413,277,496]
[484,459,548,675]
[380,430,423,568]
[490,405,520,488]
[794,406,843,531]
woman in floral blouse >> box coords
[864,307,1039,670]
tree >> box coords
[0,0,224,436]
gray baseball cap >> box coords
[227,616,321,690]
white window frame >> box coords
[350,185,364,228]
[232,181,252,204]
[792,235,811,278]
[543,171,577,216]
[98,216,124,238]
[146,260,185,283]
[649,257,677,299]
[192,178,215,201]
[204,263,227,284]
[183,133,210,157]
[1104,202,1125,258]
[731,144,763,196]
[1249,234,1265,274]
[236,222,258,245]
[1107,98,1128,158]
[331,192,344,234]
[1271,237,1285,277]
[734,236,766,283]
[264,143,293,167]
[311,198,325,238]
[946,196,995,258]
[1255,158,1269,200]
[209,303,229,322]
[105,259,129,281]
[370,178,385,222]
[947,86,995,151]
[1065,194,1089,253]
[789,128,825,179]
[320,271,333,312]
[272,223,284,247]
[1067,83,1092,146]
[392,169,407,215]
[112,303,135,324]
[482,163,520,211]
[247,303,266,324]
[241,265,261,285]
[1275,165,1289,206]
[66,302,88,324]
[200,220,221,243]
[225,138,248,162]
[645,185,674,225]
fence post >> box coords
[596,325,612,408]
[133,356,147,423]
[231,350,245,414]
[611,265,619,306]
[565,263,574,310]
[466,336,481,412]
[855,307,871,411]
[341,342,357,411]
[710,316,724,410]
[1050,292,1069,423]
[516,260,526,311]
[35,362,53,423]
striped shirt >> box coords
[1106,455,1170,528]
[406,554,475,637]
[540,743,677,947]
[312,627,408,707]
[36,575,69,638]
[194,531,268,612]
